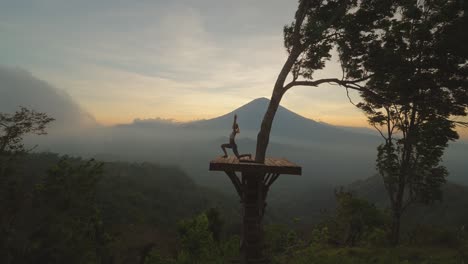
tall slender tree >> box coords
[255,0,375,163]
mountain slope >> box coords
[185,97,380,145]
[35,97,468,188]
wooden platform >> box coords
[209,156,301,175]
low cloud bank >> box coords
[0,65,97,132]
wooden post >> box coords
[240,170,265,263]
[209,157,301,264]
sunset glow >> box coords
[0,0,466,139]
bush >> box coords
[316,190,389,246]
[176,213,219,263]
[264,224,290,255]
[310,226,330,245]
[407,225,463,248]
[364,227,388,247]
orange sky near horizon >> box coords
[92,100,468,140]
[95,110,369,127]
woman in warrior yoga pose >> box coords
[221,114,252,160]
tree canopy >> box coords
[340,0,468,244]
[255,0,467,245]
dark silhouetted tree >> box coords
[258,0,466,245]
[339,0,468,245]
[0,107,54,263]
[0,106,54,173]
[255,0,377,162]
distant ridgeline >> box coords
[18,152,240,223]
[12,152,468,229]
[33,98,468,191]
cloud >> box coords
[0,1,293,123]
[0,65,97,131]
[0,1,309,124]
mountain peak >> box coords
[190,97,322,132]
[235,97,270,112]
[253,97,270,102]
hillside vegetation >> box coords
[1,153,240,263]
[2,153,467,263]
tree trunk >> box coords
[254,0,309,163]
[255,49,300,163]
[390,186,404,246]
[240,170,266,264]
[389,115,414,246]
[255,90,284,163]
[390,207,401,246]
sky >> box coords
[0,0,466,139]
[0,0,369,127]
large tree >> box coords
[0,107,54,262]
[255,0,357,163]
[255,0,385,162]
[338,0,468,244]
[256,0,467,245]
[0,107,54,167]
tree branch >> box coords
[283,75,373,92]
[372,123,388,141]
[450,120,468,127]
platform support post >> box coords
[240,169,266,264]
[210,157,301,264]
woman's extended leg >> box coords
[221,143,231,158]
[232,144,251,160]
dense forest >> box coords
[0,152,237,263]
[1,151,467,264]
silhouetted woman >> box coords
[221,114,252,160]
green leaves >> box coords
[31,157,107,264]
[313,190,389,247]
[176,212,220,263]
[283,0,357,80]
